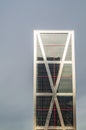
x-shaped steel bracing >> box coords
[37,32,71,130]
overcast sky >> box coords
[0,0,86,130]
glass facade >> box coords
[34,31,76,130]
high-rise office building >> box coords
[33,30,76,130]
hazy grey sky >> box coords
[0,0,86,130]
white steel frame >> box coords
[33,30,76,130]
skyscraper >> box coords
[33,30,76,130]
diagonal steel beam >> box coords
[55,33,71,92]
[54,97,65,130]
[44,97,54,130]
[37,33,55,94]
